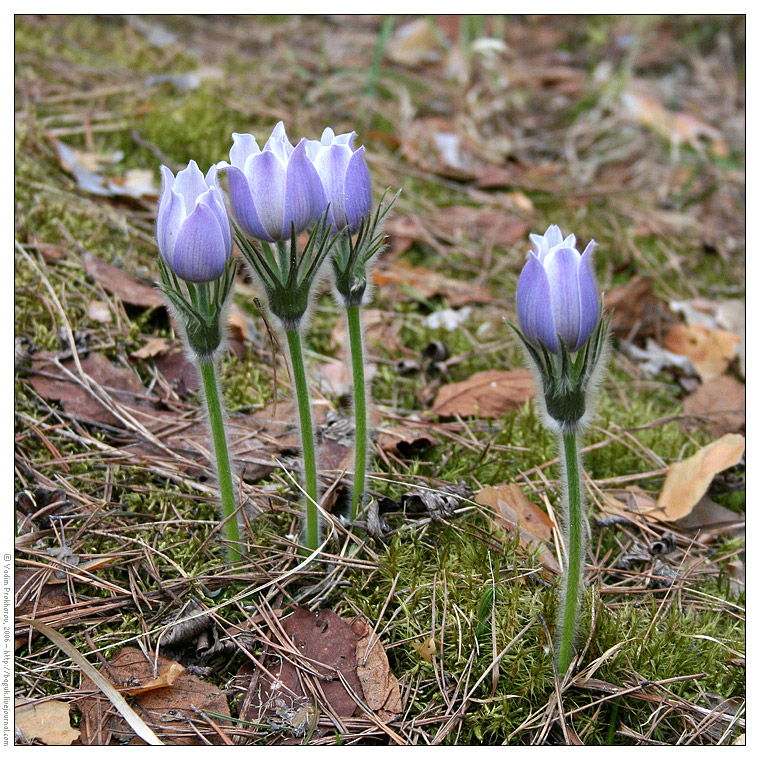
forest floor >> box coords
[14,14,745,746]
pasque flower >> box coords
[154,160,240,562]
[157,161,232,283]
[306,128,372,232]
[511,223,610,677]
[220,122,326,242]
[516,224,598,353]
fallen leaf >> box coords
[15,699,80,745]
[86,300,112,323]
[606,275,666,338]
[619,338,696,378]
[153,347,199,397]
[15,569,75,646]
[330,307,402,359]
[663,323,739,382]
[314,359,355,397]
[79,647,230,745]
[621,89,728,157]
[431,368,534,418]
[374,259,493,307]
[431,206,530,248]
[130,337,174,360]
[119,662,186,696]
[83,254,164,309]
[386,18,447,67]
[683,375,745,436]
[25,352,293,483]
[670,298,745,377]
[350,617,403,721]
[475,484,560,573]
[424,307,472,331]
[226,303,252,359]
[106,168,158,199]
[375,422,440,458]
[655,434,745,522]
[54,140,158,199]
[676,494,744,539]
[27,352,155,427]
[240,607,363,740]
[411,637,438,663]
[476,483,553,542]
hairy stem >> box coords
[557,429,584,675]
[346,304,367,522]
[285,327,319,550]
[199,358,241,563]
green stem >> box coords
[346,304,367,522]
[199,358,241,563]
[557,429,584,675]
[285,327,319,550]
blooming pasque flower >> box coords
[220,122,327,242]
[157,160,231,283]
[305,128,372,232]
[516,224,598,353]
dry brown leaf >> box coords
[314,360,354,397]
[25,352,294,483]
[15,568,75,646]
[431,369,534,418]
[663,323,739,382]
[621,89,728,156]
[240,607,363,739]
[476,483,553,542]
[86,299,112,323]
[431,206,530,248]
[130,337,174,360]
[330,308,402,358]
[671,297,745,377]
[411,637,438,663]
[153,347,198,397]
[350,616,403,722]
[606,275,667,338]
[655,434,745,522]
[118,662,186,696]
[79,647,230,745]
[28,352,155,427]
[676,494,744,539]
[683,375,745,436]
[15,699,80,745]
[475,484,560,573]
[83,254,164,310]
[599,486,661,522]
[386,18,447,67]
[54,140,158,198]
[375,423,440,457]
[374,259,493,307]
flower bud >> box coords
[516,225,598,353]
[220,122,327,242]
[305,127,372,232]
[156,160,231,283]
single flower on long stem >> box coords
[512,224,610,676]
[220,123,335,550]
[154,160,242,562]
[306,126,398,523]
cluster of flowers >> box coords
[154,122,607,674]
[156,122,392,557]
[158,121,371,283]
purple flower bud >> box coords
[156,160,231,283]
[305,127,372,232]
[516,225,598,353]
[219,122,327,242]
